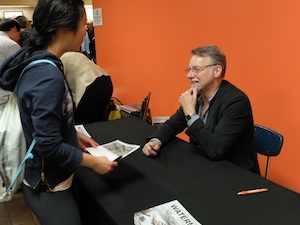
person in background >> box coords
[0,0,117,224]
[0,18,21,112]
[61,51,113,124]
[86,19,96,63]
[0,18,21,64]
[15,15,31,31]
[142,45,260,174]
[80,29,91,59]
[15,15,32,46]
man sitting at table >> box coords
[142,45,260,174]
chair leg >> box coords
[265,157,271,179]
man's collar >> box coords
[0,31,9,38]
[198,88,220,105]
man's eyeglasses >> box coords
[185,64,218,74]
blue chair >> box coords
[254,124,284,179]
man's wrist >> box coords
[185,113,197,121]
[149,138,162,146]
[186,114,200,127]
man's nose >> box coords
[187,70,195,79]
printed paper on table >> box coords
[134,200,202,225]
[85,139,140,161]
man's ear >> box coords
[213,65,223,78]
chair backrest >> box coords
[141,92,151,122]
[254,124,284,179]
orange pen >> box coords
[237,188,268,196]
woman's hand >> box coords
[92,156,118,175]
[77,131,99,149]
[81,153,118,175]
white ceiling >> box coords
[0,0,92,7]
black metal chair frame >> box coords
[254,124,284,179]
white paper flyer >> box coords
[134,200,202,225]
[85,139,140,161]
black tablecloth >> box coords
[75,116,300,225]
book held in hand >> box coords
[85,139,140,161]
[134,200,202,225]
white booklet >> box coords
[74,124,91,137]
[85,139,140,161]
[134,200,202,225]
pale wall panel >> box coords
[0,0,92,5]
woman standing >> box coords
[0,0,117,224]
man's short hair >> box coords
[15,15,29,29]
[0,18,21,32]
[192,45,227,77]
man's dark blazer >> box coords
[148,80,260,174]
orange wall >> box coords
[93,0,300,193]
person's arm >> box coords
[80,153,118,174]
[142,107,187,157]
[142,139,161,156]
[186,94,252,160]
[76,131,99,149]
[22,64,117,173]
[76,131,118,173]
[152,106,188,141]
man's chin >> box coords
[191,84,200,91]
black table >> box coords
[74,116,300,225]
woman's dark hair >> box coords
[11,0,85,65]
[18,28,36,47]
[32,0,85,50]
